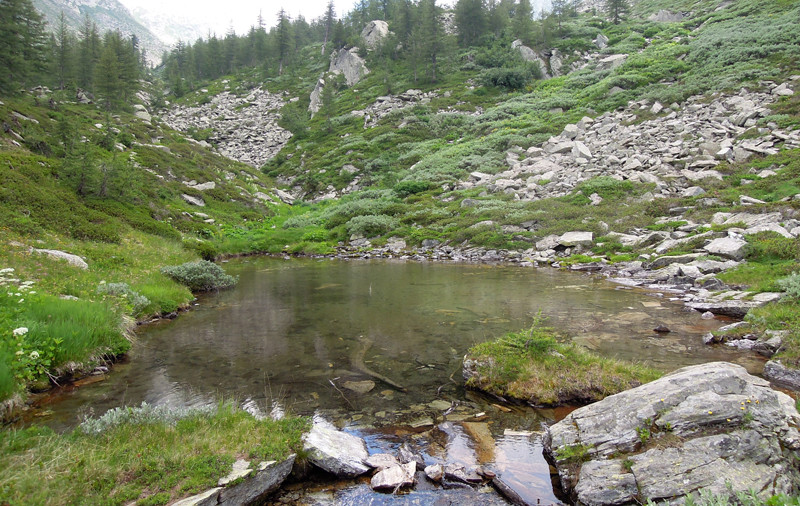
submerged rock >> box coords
[544,362,800,505]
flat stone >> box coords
[685,300,764,318]
[303,424,369,477]
[703,237,748,261]
[172,488,223,506]
[559,231,593,247]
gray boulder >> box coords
[303,424,370,477]
[764,360,800,390]
[648,9,684,22]
[361,20,391,49]
[703,236,748,261]
[544,362,800,506]
[330,48,370,87]
[33,249,89,269]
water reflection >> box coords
[33,257,764,504]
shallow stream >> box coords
[37,258,765,504]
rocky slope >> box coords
[160,87,293,169]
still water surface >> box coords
[40,257,763,504]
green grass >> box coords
[0,404,309,506]
[465,321,662,405]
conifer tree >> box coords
[420,0,443,82]
[606,0,628,24]
[94,41,121,110]
[512,0,534,43]
[52,11,75,90]
[78,15,101,90]
[0,0,48,93]
[276,8,293,75]
[321,0,335,55]
[454,0,487,47]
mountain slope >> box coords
[32,0,168,63]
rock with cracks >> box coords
[544,362,800,506]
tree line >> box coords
[0,0,146,110]
[161,0,628,95]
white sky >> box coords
[118,0,548,40]
[118,0,361,35]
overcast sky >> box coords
[118,0,548,39]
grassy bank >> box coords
[0,403,308,506]
[465,322,662,405]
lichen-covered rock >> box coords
[543,362,800,506]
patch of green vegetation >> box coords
[554,443,591,464]
[465,320,662,405]
[160,261,238,292]
[0,404,309,506]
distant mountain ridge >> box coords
[130,6,211,47]
[32,0,168,64]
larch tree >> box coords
[454,0,487,47]
[276,8,293,75]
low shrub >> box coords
[96,282,150,316]
[345,215,398,237]
[778,272,800,301]
[160,261,238,291]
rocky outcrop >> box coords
[648,9,685,22]
[161,87,291,168]
[544,362,800,506]
[351,88,442,128]
[511,40,551,79]
[454,83,798,203]
[361,20,391,49]
[329,48,370,87]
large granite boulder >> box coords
[544,362,800,506]
[361,20,391,49]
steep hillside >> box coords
[32,0,167,62]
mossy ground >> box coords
[0,404,309,506]
[465,322,662,405]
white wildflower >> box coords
[0,268,14,274]
[12,327,28,336]
[28,291,36,294]
[29,351,40,360]
[15,350,24,356]
[18,299,24,303]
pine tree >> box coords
[550,0,568,31]
[454,0,487,47]
[606,0,628,24]
[512,0,534,43]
